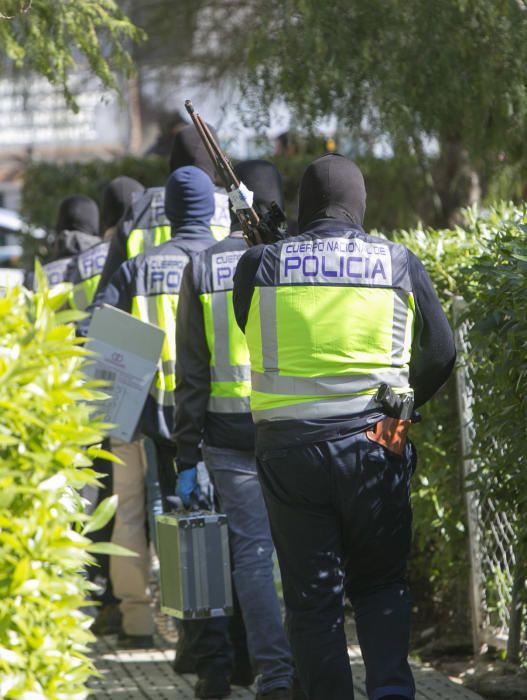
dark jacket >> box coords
[175,233,254,467]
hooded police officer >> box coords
[26,194,100,291]
[68,177,144,311]
[93,166,217,651]
[175,160,296,700]
[232,154,456,700]
[93,123,229,298]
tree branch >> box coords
[0,0,32,20]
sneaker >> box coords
[255,688,291,700]
[116,630,154,649]
[91,603,122,636]
[194,674,231,699]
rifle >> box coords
[185,99,287,247]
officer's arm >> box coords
[232,245,265,332]
[94,260,134,315]
[174,259,211,469]
[96,215,129,293]
[408,251,456,407]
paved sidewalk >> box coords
[88,623,486,700]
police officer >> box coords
[26,194,100,291]
[80,176,145,637]
[93,123,230,299]
[175,161,295,700]
[69,177,143,310]
[95,166,217,649]
[232,154,457,700]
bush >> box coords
[392,204,526,645]
[391,220,483,632]
[0,271,118,699]
[21,155,167,233]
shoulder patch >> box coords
[145,254,189,294]
[211,250,245,291]
[78,243,109,280]
[44,258,71,286]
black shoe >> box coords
[230,664,254,687]
[91,603,122,636]
[173,653,197,674]
[255,688,291,700]
[195,674,231,699]
[116,630,154,649]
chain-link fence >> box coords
[454,299,524,656]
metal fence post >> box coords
[453,297,485,653]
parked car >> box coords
[0,207,44,289]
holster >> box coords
[366,417,411,456]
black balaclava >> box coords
[232,160,284,228]
[298,153,366,233]
[168,123,218,183]
[55,195,99,236]
[101,176,143,232]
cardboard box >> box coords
[156,511,233,619]
[84,305,165,441]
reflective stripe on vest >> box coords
[245,280,415,423]
[127,224,172,259]
[70,242,110,310]
[71,274,100,310]
[131,294,177,407]
[127,188,230,256]
[200,289,251,413]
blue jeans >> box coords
[257,430,417,700]
[203,444,293,694]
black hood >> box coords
[168,123,218,182]
[55,195,99,237]
[233,160,284,227]
[101,176,143,231]
[298,154,366,233]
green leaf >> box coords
[87,542,139,557]
[53,309,88,325]
[82,495,118,536]
[86,446,123,464]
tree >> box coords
[190,0,527,225]
[0,0,144,108]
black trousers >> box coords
[84,438,119,608]
[257,430,417,700]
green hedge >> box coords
[21,155,168,233]
[0,271,120,699]
[392,204,526,642]
[21,152,433,242]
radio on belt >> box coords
[156,510,233,619]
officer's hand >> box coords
[175,467,199,508]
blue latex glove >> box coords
[175,467,199,508]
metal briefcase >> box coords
[156,511,233,619]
